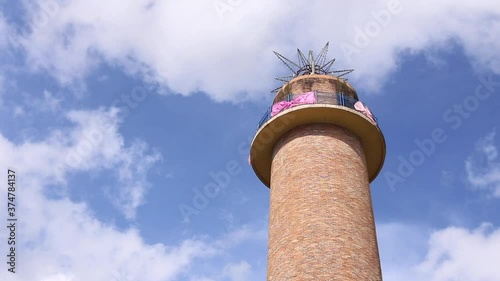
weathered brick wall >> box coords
[268,123,382,281]
[274,75,358,103]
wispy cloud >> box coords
[378,222,500,281]
[19,90,62,114]
[465,130,500,197]
[0,106,161,218]
[223,261,252,281]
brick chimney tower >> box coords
[249,44,386,280]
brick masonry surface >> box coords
[268,123,382,281]
[274,75,358,103]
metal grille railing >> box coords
[258,91,376,128]
[258,107,272,128]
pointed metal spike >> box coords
[336,69,354,78]
[308,50,315,74]
[275,75,295,79]
[273,51,300,74]
[337,73,351,78]
[275,75,294,82]
[273,51,295,74]
[273,43,354,92]
[329,69,354,74]
[271,85,283,93]
[297,49,308,68]
[315,42,329,67]
[322,58,336,73]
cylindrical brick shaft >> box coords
[268,123,382,281]
[251,74,385,280]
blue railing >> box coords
[258,108,272,128]
[336,92,358,108]
[257,92,376,128]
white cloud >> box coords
[60,107,163,218]
[0,105,267,281]
[465,130,500,197]
[40,273,76,281]
[0,106,161,218]
[223,261,252,281]
[3,194,216,281]
[0,106,211,280]
[0,72,4,105]
[41,90,62,112]
[0,13,8,104]
[20,90,62,114]
[440,170,455,187]
[9,0,500,101]
[378,222,500,281]
[417,223,500,281]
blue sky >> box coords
[0,0,500,280]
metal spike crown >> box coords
[272,42,354,92]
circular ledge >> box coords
[250,104,386,187]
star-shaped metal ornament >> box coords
[271,42,354,92]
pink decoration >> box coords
[354,101,377,125]
[271,91,316,117]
